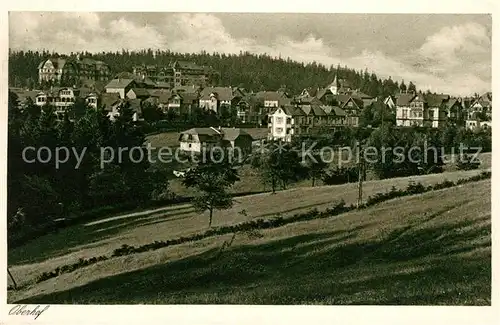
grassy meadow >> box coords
[9,179,491,304]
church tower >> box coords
[329,74,339,95]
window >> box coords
[276,127,283,133]
[286,117,292,124]
[276,117,284,123]
[402,109,408,118]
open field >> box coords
[168,152,491,197]
[8,168,490,301]
[9,179,491,304]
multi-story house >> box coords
[34,87,80,118]
[76,57,112,82]
[164,92,199,115]
[84,92,99,109]
[255,91,292,110]
[126,87,151,100]
[396,92,461,128]
[267,102,359,142]
[38,58,79,85]
[314,88,336,105]
[396,93,427,127]
[105,79,138,99]
[340,97,363,127]
[443,98,464,127]
[299,87,319,98]
[423,94,449,128]
[132,60,219,88]
[178,127,253,155]
[468,92,492,119]
[199,87,245,114]
[267,106,296,142]
[327,75,353,95]
[38,56,111,86]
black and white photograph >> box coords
[2,2,497,324]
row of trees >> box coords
[9,49,417,98]
[8,91,169,239]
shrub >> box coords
[456,154,481,171]
[406,181,426,195]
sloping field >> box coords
[9,179,491,304]
[7,169,488,291]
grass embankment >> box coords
[9,178,490,304]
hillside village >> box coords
[7,48,493,307]
[10,55,493,143]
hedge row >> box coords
[34,200,349,284]
[111,200,350,258]
[364,171,491,207]
[33,171,491,285]
[36,256,108,283]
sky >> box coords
[9,12,492,96]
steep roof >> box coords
[301,105,312,115]
[352,90,373,99]
[255,91,290,102]
[395,93,416,106]
[38,58,69,70]
[479,92,492,102]
[101,93,121,110]
[336,94,351,106]
[315,88,333,100]
[297,96,322,105]
[147,89,172,103]
[179,92,199,102]
[105,78,135,89]
[328,106,346,116]
[341,97,364,109]
[138,77,156,88]
[302,87,318,97]
[173,85,201,93]
[445,98,460,109]
[181,127,221,136]
[424,94,448,107]
[128,88,150,97]
[311,104,327,116]
[221,128,253,141]
[270,105,304,116]
[10,89,39,104]
[200,87,235,101]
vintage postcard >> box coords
[1,1,498,324]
